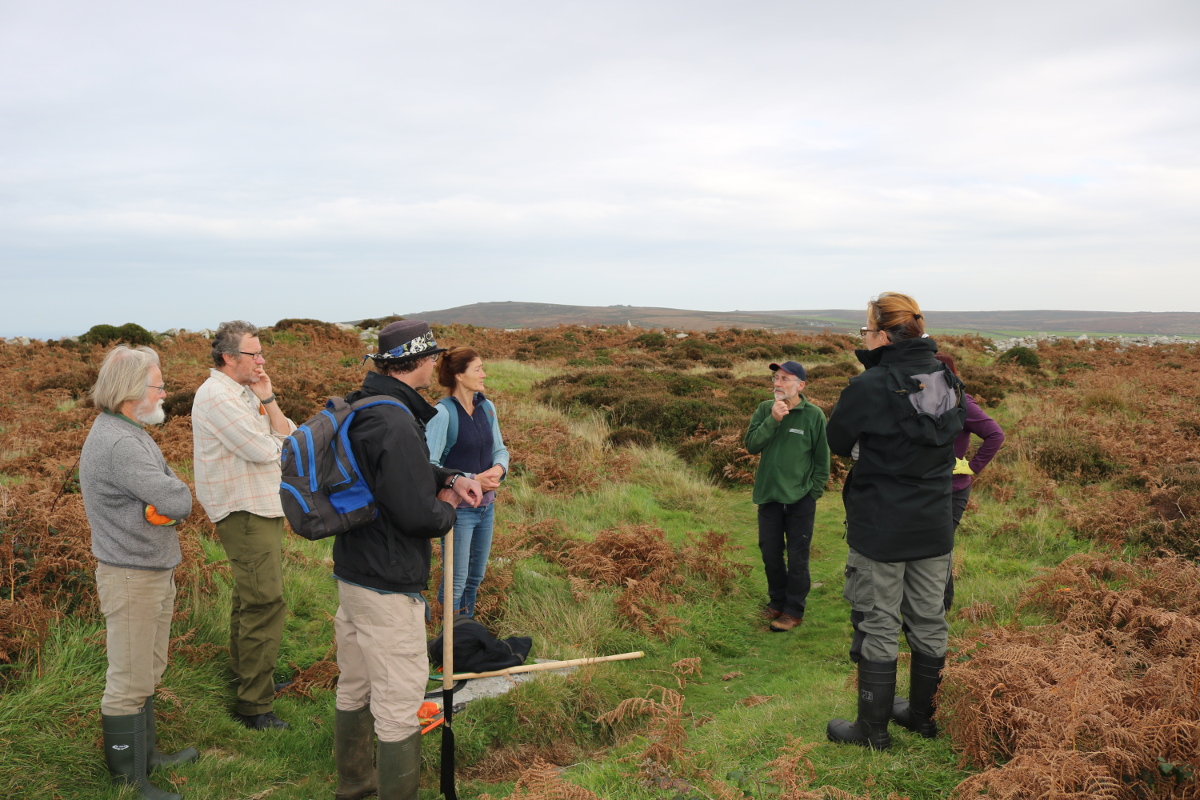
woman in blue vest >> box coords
[425,346,510,617]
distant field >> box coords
[403,301,1200,338]
[928,327,1200,340]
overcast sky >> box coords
[2,0,1197,337]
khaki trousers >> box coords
[334,581,428,742]
[96,564,175,716]
[216,512,287,715]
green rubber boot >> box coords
[376,731,421,800]
[335,706,379,800]
[101,711,182,800]
[144,697,200,772]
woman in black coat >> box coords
[825,292,965,751]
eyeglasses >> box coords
[147,384,166,392]
[429,353,441,363]
[239,350,266,359]
[859,327,880,336]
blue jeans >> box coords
[437,504,495,616]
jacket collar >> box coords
[358,371,437,424]
[783,393,810,413]
[855,337,938,369]
[208,367,254,396]
[103,409,145,429]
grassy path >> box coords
[479,488,975,800]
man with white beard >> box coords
[80,345,198,800]
[744,360,830,633]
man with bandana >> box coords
[331,320,482,800]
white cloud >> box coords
[2,0,1199,336]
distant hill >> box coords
[394,302,1199,337]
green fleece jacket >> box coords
[745,396,831,505]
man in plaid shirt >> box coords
[192,320,296,730]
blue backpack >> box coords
[436,395,496,465]
[280,396,410,540]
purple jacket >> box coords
[954,393,1005,492]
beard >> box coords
[135,398,166,426]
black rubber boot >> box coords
[826,659,897,751]
[102,711,183,800]
[144,697,200,772]
[377,732,421,800]
[335,706,379,800]
[892,650,945,738]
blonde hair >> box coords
[90,346,160,413]
[867,292,925,342]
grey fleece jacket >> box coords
[80,412,193,570]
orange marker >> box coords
[144,504,178,526]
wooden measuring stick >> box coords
[445,651,644,681]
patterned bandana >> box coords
[366,329,443,365]
[385,330,438,359]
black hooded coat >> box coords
[826,338,965,562]
[332,371,460,592]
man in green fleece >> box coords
[744,361,830,632]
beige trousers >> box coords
[334,581,428,741]
[96,564,175,716]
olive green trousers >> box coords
[216,511,287,715]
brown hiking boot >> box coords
[770,613,803,632]
[763,607,783,621]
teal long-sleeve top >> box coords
[744,396,831,505]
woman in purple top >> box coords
[425,347,510,616]
[934,352,1005,610]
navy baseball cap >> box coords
[769,361,807,380]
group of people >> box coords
[77,293,1004,799]
[746,291,1004,751]
[79,319,507,800]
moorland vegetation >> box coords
[1,321,1198,799]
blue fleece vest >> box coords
[442,396,495,476]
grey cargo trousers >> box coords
[844,547,951,662]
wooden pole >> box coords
[440,535,457,800]
[443,651,645,681]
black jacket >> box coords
[332,371,460,593]
[827,338,965,562]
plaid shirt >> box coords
[192,369,296,523]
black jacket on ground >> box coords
[827,338,965,562]
[333,371,460,593]
[427,615,532,674]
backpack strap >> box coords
[340,395,412,564]
[345,395,410,414]
[438,396,459,464]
